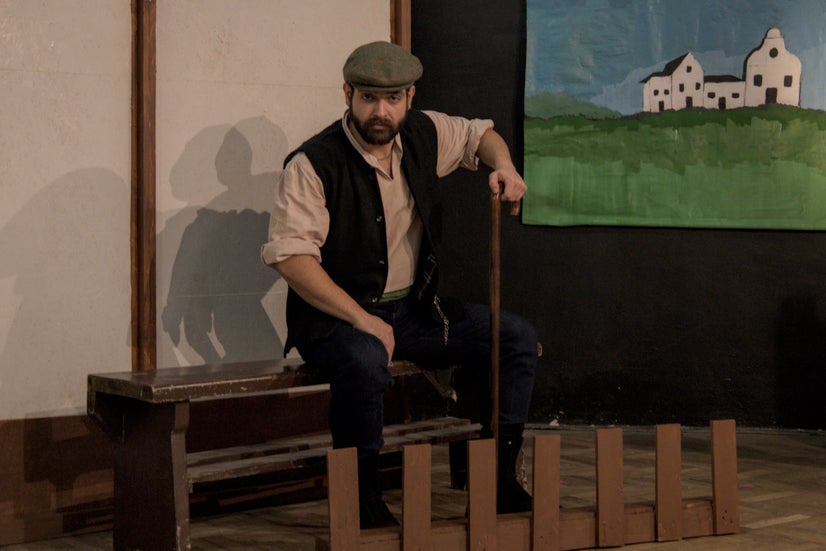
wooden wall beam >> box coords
[391,0,411,50]
[131,0,157,372]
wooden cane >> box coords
[490,187,520,441]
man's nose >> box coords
[373,99,390,117]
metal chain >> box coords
[432,296,449,345]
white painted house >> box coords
[641,28,801,113]
[703,76,745,110]
[642,52,704,113]
[744,27,802,108]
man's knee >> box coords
[334,334,393,393]
[301,328,393,393]
[502,312,538,356]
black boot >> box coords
[357,453,399,529]
[449,425,493,490]
[497,424,533,514]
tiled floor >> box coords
[5,425,825,550]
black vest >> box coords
[283,110,444,352]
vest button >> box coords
[376,215,383,222]
[370,296,378,303]
[379,259,386,265]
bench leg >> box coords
[113,400,191,551]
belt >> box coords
[379,286,412,303]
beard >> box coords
[351,110,407,146]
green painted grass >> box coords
[523,107,826,229]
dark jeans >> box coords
[297,296,538,456]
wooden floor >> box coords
[6,425,825,550]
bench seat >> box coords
[87,357,476,551]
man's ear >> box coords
[343,82,353,107]
[407,85,416,108]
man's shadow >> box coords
[159,117,288,365]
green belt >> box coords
[379,286,412,303]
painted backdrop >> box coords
[524,0,826,229]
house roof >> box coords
[704,74,742,83]
[641,53,689,83]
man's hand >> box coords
[353,313,395,364]
[489,164,527,203]
[477,128,527,208]
[273,255,396,364]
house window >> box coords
[708,92,716,99]
[770,48,779,58]
[687,66,692,72]
[679,83,685,92]
[732,93,740,98]
[664,89,670,95]
[654,90,660,96]
[754,74,763,86]
[695,82,701,90]
[784,75,793,87]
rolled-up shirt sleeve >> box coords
[260,152,328,265]
[423,110,494,177]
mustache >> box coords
[365,117,392,127]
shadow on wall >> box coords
[0,168,130,419]
[159,117,289,367]
[775,296,826,429]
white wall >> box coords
[0,0,390,418]
[155,1,389,367]
[0,1,132,419]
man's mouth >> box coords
[369,119,390,128]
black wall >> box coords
[412,0,826,428]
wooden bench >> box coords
[87,357,480,551]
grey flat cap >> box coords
[343,41,423,91]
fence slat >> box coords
[711,419,739,535]
[468,439,497,551]
[532,434,560,551]
[327,448,360,551]
[656,423,682,541]
[403,444,432,551]
[596,428,624,547]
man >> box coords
[261,41,538,527]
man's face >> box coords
[345,84,415,145]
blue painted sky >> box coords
[526,0,826,114]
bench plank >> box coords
[187,418,480,486]
[187,417,474,469]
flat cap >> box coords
[343,41,423,92]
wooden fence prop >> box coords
[316,420,738,551]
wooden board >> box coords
[656,423,682,541]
